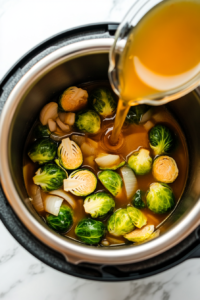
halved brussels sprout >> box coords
[107,209,134,236]
[124,225,155,242]
[152,156,179,183]
[98,170,123,197]
[75,218,106,245]
[75,110,101,134]
[28,139,57,164]
[132,190,146,209]
[64,169,97,196]
[146,183,175,214]
[128,148,152,175]
[46,205,73,233]
[58,86,88,112]
[33,163,67,192]
[126,105,150,124]
[57,137,83,170]
[127,206,147,228]
[84,192,115,218]
[149,124,176,156]
[134,229,160,245]
[33,123,51,138]
[90,87,117,117]
[95,154,125,170]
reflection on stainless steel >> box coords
[0,39,199,265]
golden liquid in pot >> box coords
[23,81,189,246]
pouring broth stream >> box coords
[110,0,200,145]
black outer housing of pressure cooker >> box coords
[0,23,200,281]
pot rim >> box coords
[0,38,199,265]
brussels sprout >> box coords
[75,218,106,245]
[57,138,83,170]
[134,229,160,245]
[107,209,134,236]
[84,192,115,218]
[152,156,179,183]
[33,123,51,138]
[149,124,176,156]
[146,182,175,214]
[64,169,97,196]
[90,87,117,117]
[33,163,67,192]
[58,86,88,112]
[75,110,101,134]
[126,105,150,124]
[132,190,146,209]
[46,205,73,233]
[128,148,152,175]
[98,170,123,197]
[28,138,57,164]
[124,225,155,243]
[127,206,147,228]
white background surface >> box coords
[0,0,200,299]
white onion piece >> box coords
[95,154,120,168]
[81,142,96,156]
[40,102,58,125]
[31,187,44,212]
[71,135,86,147]
[140,108,154,124]
[48,118,57,132]
[49,189,76,209]
[120,166,138,200]
[44,195,63,216]
[143,120,155,132]
[65,112,75,125]
[56,117,70,132]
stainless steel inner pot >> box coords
[0,38,200,265]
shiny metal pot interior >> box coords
[0,38,200,265]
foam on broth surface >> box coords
[23,81,189,246]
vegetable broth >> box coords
[23,81,189,246]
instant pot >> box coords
[0,23,200,281]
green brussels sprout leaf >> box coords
[98,170,123,197]
[132,190,146,209]
[146,182,175,214]
[107,209,134,236]
[127,206,147,228]
[46,205,73,233]
[149,124,176,156]
[124,225,155,242]
[33,163,67,192]
[28,138,57,164]
[84,192,115,219]
[75,218,106,245]
[128,148,152,175]
[90,87,117,117]
[126,105,150,124]
[33,123,51,138]
[75,110,101,134]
